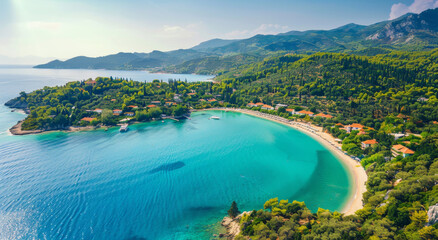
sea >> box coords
[0,66,351,239]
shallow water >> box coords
[0,67,351,239]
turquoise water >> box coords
[0,67,351,239]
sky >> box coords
[0,0,437,63]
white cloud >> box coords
[158,22,203,41]
[225,24,290,38]
[389,0,438,20]
[26,21,62,30]
[163,25,185,33]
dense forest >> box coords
[5,77,223,130]
[6,48,438,239]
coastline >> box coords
[9,120,99,136]
[7,106,366,214]
[202,108,367,215]
[7,116,181,136]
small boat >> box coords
[162,120,165,123]
[119,124,129,132]
[210,116,220,120]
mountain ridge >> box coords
[35,8,438,71]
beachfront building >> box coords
[315,113,333,119]
[261,104,274,110]
[147,104,157,108]
[94,108,103,114]
[275,104,288,110]
[392,144,415,157]
[127,105,138,109]
[208,98,218,103]
[165,102,176,106]
[255,103,264,107]
[151,101,161,105]
[345,123,364,133]
[247,102,265,108]
[361,139,378,149]
[80,117,96,122]
[297,110,314,116]
[125,112,135,117]
[113,109,122,114]
[286,108,295,115]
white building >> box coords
[275,104,288,110]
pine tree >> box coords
[228,201,239,218]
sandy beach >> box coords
[203,108,367,215]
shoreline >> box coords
[9,120,98,136]
[7,107,366,214]
[202,108,367,215]
[7,116,182,136]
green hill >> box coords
[35,8,438,72]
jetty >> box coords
[119,123,129,132]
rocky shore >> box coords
[5,98,29,113]
[9,120,96,136]
[220,212,247,239]
[9,121,44,135]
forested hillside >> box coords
[217,50,438,123]
[162,54,267,75]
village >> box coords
[245,102,416,161]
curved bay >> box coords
[0,110,351,239]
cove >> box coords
[0,110,351,239]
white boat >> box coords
[210,116,220,120]
[119,124,129,132]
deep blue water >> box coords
[0,67,351,239]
